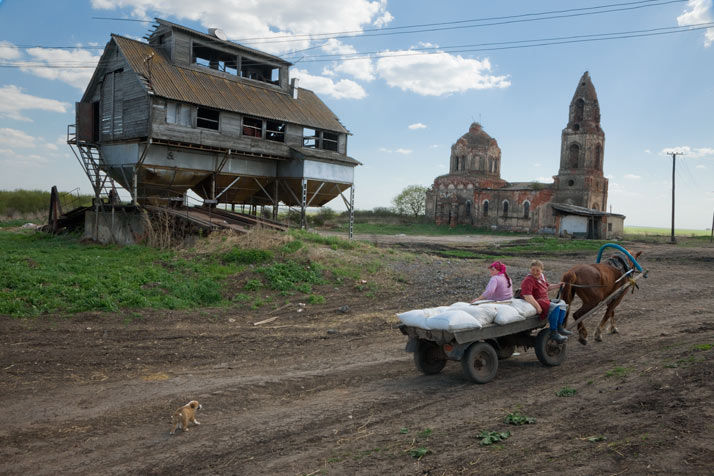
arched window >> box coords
[483,200,489,217]
[574,98,584,123]
[479,156,485,171]
[523,201,530,219]
[502,200,509,217]
[569,143,580,168]
[465,200,471,218]
[594,144,602,170]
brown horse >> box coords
[560,251,642,345]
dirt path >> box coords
[1,243,712,475]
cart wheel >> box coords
[496,343,516,360]
[461,342,498,384]
[535,328,567,367]
[414,340,447,375]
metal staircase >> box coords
[67,124,118,201]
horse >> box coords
[560,251,642,345]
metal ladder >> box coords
[67,124,117,201]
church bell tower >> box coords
[554,72,608,211]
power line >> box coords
[86,0,687,46]
[1,22,711,70]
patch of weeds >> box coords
[289,229,356,250]
[307,294,325,304]
[693,343,712,351]
[251,298,264,309]
[223,247,273,264]
[505,411,535,425]
[257,260,326,292]
[399,427,409,434]
[326,456,343,463]
[407,447,430,460]
[586,380,594,385]
[587,435,607,442]
[243,279,263,291]
[296,283,313,294]
[281,240,303,254]
[556,387,577,397]
[232,293,251,303]
[477,430,511,446]
[417,428,433,438]
[605,366,630,378]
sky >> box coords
[0,0,713,229]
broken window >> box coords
[574,98,585,123]
[240,58,280,85]
[523,201,530,219]
[303,128,317,148]
[322,131,339,151]
[502,200,509,217]
[266,120,285,142]
[242,117,262,138]
[166,102,192,127]
[193,44,238,75]
[608,222,613,232]
[483,200,489,217]
[594,144,602,170]
[197,107,220,130]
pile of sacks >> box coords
[397,299,537,332]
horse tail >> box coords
[561,270,577,324]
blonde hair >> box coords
[530,259,544,269]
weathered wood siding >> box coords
[172,31,191,66]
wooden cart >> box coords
[399,271,646,384]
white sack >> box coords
[493,304,525,325]
[456,304,498,325]
[425,310,482,331]
[448,302,471,308]
[396,309,427,328]
[510,299,538,318]
[423,306,450,317]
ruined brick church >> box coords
[425,72,624,238]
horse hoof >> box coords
[594,335,603,342]
[578,337,588,346]
[610,327,619,334]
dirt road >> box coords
[1,242,712,475]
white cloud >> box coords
[696,164,707,169]
[320,39,375,81]
[395,148,412,155]
[0,85,70,121]
[429,144,439,149]
[0,128,37,148]
[291,68,366,99]
[624,174,641,179]
[0,41,21,60]
[661,145,714,158]
[408,123,427,130]
[644,149,652,154]
[677,0,714,47]
[23,47,102,90]
[535,177,554,183]
[91,0,392,55]
[375,51,510,96]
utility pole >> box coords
[666,151,684,244]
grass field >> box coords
[624,226,710,236]
[336,222,522,236]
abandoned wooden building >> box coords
[425,72,625,239]
[68,18,358,231]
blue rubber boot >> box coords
[557,308,572,336]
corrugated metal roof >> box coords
[113,35,348,134]
[551,203,625,218]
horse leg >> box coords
[594,312,609,342]
[572,306,592,345]
[596,291,628,341]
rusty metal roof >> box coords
[551,203,625,218]
[113,35,348,134]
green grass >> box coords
[0,189,93,215]
[222,247,273,264]
[0,219,34,228]
[336,222,520,236]
[556,386,577,397]
[0,231,244,317]
[605,366,630,378]
[501,237,608,253]
[624,226,709,236]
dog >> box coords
[170,400,202,435]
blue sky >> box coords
[0,0,712,228]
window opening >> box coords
[166,102,192,127]
[303,128,317,148]
[569,143,580,168]
[523,201,530,219]
[483,200,489,217]
[322,131,339,151]
[240,58,280,85]
[193,44,238,75]
[502,200,509,217]
[608,223,613,232]
[574,98,584,123]
[197,107,219,130]
[266,120,285,142]
[594,144,602,170]
[243,117,262,137]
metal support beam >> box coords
[273,179,279,220]
[306,181,325,207]
[253,178,275,204]
[301,177,307,230]
[215,176,241,200]
[280,180,301,205]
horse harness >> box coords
[565,252,638,291]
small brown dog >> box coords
[170,400,202,435]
